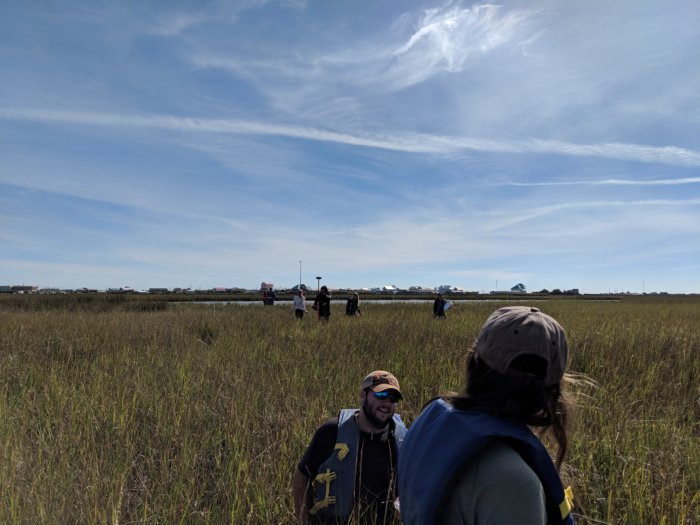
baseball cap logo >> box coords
[361,370,402,398]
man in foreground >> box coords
[293,371,408,524]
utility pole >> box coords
[299,260,302,289]
[316,276,322,292]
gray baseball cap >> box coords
[475,306,568,386]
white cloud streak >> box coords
[4,108,700,167]
[497,177,700,187]
[487,198,700,231]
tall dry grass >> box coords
[0,297,697,524]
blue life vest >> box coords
[397,398,574,525]
[310,409,408,522]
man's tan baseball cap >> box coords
[361,370,402,398]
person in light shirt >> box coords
[293,289,307,319]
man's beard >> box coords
[362,398,390,429]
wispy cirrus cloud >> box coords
[487,198,700,231]
[148,1,282,37]
[496,177,700,187]
[149,13,209,36]
[183,2,541,105]
[3,108,700,167]
[386,3,538,89]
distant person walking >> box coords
[263,287,277,306]
[433,293,446,319]
[313,285,332,322]
[346,292,362,316]
[398,306,576,524]
[293,289,307,320]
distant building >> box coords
[8,285,38,294]
[438,285,466,294]
[490,283,526,294]
[408,286,435,294]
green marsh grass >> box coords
[0,297,697,523]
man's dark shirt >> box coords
[433,298,445,317]
[298,416,399,524]
[314,292,332,318]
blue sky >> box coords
[1,1,699,293]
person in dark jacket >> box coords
[263,287,276,305]
[313,285,332,322]
[433,293,446,319]
[346,293,362,316]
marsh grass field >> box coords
[0,295,698,524]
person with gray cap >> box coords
[397,306,576,525]
[293,370,408,524]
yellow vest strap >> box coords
[335,443,349,461]
[309,469,337,515]
[559,486,574,518]
[309,496,336,515]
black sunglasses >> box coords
[372,391,400,403]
